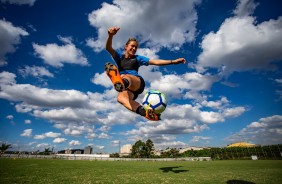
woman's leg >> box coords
[117,90,140,112]
[117,74,142,111]
[121,74,141,92]
[117,74,160,121]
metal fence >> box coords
[0,154,211,161]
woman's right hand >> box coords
[108,27,120,36]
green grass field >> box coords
[0,158,281,184]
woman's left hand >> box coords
[173,58,186,64]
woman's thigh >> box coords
[121,74,141,91]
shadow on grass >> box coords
[226,180,256,184]
[159,166,188,173]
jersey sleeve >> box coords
[136,55,150,66]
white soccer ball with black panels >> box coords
[142,90,167,114]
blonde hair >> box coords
[126,38,139,46]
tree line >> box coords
[2,141,282,160]
[111,140,282,160]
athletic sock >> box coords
[136,105,146,116]
[122,78,129,89]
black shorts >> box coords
[128,76,145,100]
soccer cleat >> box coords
[104,62,124,92]
[145,109,161,121]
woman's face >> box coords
[125,41,138,57]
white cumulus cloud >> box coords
[0,71,16,84]
[33,36,89,68]
[18,66,54,78]
[34,131,61,140]
[0,19,29,66]
[87,0,200,52]
[196,15,282,75]
[1,0,36,6]
[149,72,218,99]
[69,140,81,146]
[24,120,31,124]
[0,73,89,108]
[189,136,212,145]
[233,0,259,17]
[226,115,282,145]
[20,129,32,137]
[53,138,67,143]
[6,115,13,119]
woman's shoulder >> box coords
[136,54,149,59]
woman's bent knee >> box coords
[117,93,126,105]
[117,91,134,105]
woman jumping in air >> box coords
[105,27,186,121]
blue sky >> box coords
[0,0,281,153]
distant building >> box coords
[227,142,257,148]
[57,150,65,154]
[73,149,83,154]
[64,149,84,154]
[120,144,132,156]
[65,149,72,154]
[84,146,93,154]
[153,150,161,156]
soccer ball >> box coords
[142,90,167,114]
